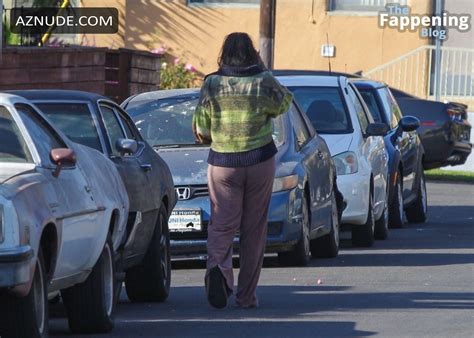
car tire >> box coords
[62,236,115,334]
[125,205,171,302]
[405,169,428,223]
[352,191,375,247]
[278,191,311,267]
[0,251,48,338]
[310,191,339,258]
[374,205,389,240]
[388,170,404,229]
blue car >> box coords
[352,80,427,229]
[123,89,341,266]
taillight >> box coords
[421,121,436,126]
[447,109,461,120]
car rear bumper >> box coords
[0,246,34,288]
[170,189,302,257]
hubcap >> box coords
[103,244,114,317]
[332,194,339,247]
[33,258,45,334]
[421,175,427,214]
[398,179,404,221]
[302,198,310,257]
[159,216,169,285]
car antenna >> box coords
[326,33,332,75]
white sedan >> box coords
[0,94,129,337]
[279,75,389,247]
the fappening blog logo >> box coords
[378,3,471,40]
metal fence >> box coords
[364,46,474,109]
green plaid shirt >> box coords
[193,70,293,153]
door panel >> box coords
[99,104,156,259]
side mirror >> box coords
[399,116,420,132]
[116,138,138,155]
[50,148,77,178]
[366,123,389,137]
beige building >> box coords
[83,0,432,75]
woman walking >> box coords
[193,32,293,309]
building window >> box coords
[329,0,407,12]
[188,0,260,6]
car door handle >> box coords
[140,164,152,172]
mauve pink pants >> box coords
[206,156,275,307]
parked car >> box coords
[390,88,472,169]
[278,75,389,247]
[274,69,472,170]
[0,93,129,337]
[352,79,427,228]
[123,88,342,266]
[9,90,177,303]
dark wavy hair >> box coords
[218,32,259,68]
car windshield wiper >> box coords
[153,143,209,149]
[153,144,181,149]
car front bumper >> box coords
[0,245,34,288]
[337,172,370,226]
[170,189,302,257]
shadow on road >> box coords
[50,284,473,337]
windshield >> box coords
[288,86,352,134]
[35,103,102,151]
[0,106,32,163]
[126,95,286,147]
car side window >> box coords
[289,103,310,148]
[100,105,126,156]
[116,110,137,140]
[0,106,33,163]
[378,88,397,129]
[15,103,66,166]
[387,88,403,127]
[347,85,369,133]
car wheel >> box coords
[278,191,311,266]
[389,171,404,228]
[310,190,339,258]
[405,169,428,223]
[62,236,115,334]
[374,205,389,240]
[0,251,48,338]
[125,204,171,302]
[352,190,375,247]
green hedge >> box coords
[425,169,474,183]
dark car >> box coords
[9,90,177,303]
[274,70,472,170]
[389,88,472,169]
[352,80,427,228]
[123,88,342,267]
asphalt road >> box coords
[51,181,474,338]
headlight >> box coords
[0,205,4,243]
[333,151,358,175]
[273,175,298,193]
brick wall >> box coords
[0,47,161,103]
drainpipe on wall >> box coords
[259,0,275,70]
[433,0,443,101]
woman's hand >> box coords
[193,119,212,144]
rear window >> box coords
[35,103,102,151]
[0,106,32,163]
[288,86,352,134]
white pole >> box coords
[433,0,442,101]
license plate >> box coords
[169,209,202,231]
